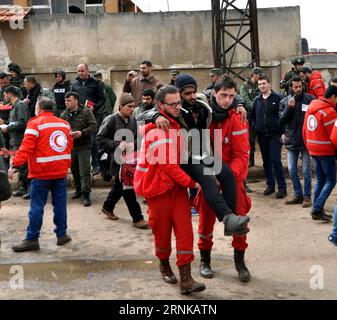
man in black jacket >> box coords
[279,76,315,207]
[96,93,148,229]
[52,70,71,117]
[23,75,55,117]
[137,74,250,239]
[61,92,97,207]
[251,75,287,198]
[71,64,105,176]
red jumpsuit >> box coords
[134,112,196,267]
[307,71,326,99]
[196,109,251,251]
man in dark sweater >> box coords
[61,92,97,207]
[71,64,105,176]
[251,75,287,198]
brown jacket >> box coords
[123,75,162,104]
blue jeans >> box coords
[258,134,287,191]
[26,178,68,241]
[332,204,337,237]
[312,156,336,212]
[287,149,312,198]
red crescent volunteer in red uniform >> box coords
[9,97,73,252]
[195,76,252,283]
[134,85,206,295]
[303,85,337,221]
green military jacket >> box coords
[102,82,117,115]
[0,130,5,148]
[10,76,27,97]
[280,68,300,95]
[7,99,30,148]
[239,78,260,112]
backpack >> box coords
[119,151,139,189]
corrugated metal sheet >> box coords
[0,7,31,23]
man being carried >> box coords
[138,74,250,236]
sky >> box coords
[133,0,336,52]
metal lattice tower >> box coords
[211,0,260,81]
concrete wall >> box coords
[0,7,301,96]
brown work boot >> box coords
[133,220,150,229]
[12,240,40,252]
[159,259,177,284]
[101,208,119,220]
[302,197,312,208]
[285,195,304,205]
[57,234,72,246]
[178,263,206,295]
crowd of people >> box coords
[0,56,337,295]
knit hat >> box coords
[175,74,198,92]
[119,93,136,107]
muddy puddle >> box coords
[0,258,158,283]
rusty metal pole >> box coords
[211,0,221,68]
[211,0,261,80]
[249,0,260,67]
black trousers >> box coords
[103,176,144,223]
[181,159,236,222]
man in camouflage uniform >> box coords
[8,63,27,97]
[240,67,264,167]
[1,86,30,198]
[280,56,305,96]
[94,71,117,118]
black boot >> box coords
[199,250,214,278]
[234,249,251,283]
[82,193,91,207]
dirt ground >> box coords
[0,160,337,300]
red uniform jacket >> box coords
[209,109,251,214]
[12,111,73,180]
[331,121,337,147]
[307,71,326,99]
[303,98,337,156]
[134,112,195,199]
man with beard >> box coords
[279,76,315,208]
[138,74,250,237]
[280,56,305,96]
[299,67,326,99]
[123,60,162,104]
[51,70,71,117]
[133,88,155,119]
